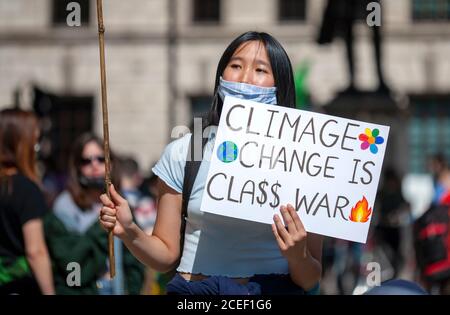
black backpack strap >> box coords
[178,133,207,262]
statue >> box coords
[317,0,390,96]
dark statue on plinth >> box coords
[317,0,397,118]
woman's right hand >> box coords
[99,184,133,237]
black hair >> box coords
[120,156,140,177]
[205,31,296,128]
[430,153,447,167]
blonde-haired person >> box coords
[0,108,54,295]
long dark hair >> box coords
[68,133,120,209]
[205,31,296,128]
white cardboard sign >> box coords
[200,96,390,243]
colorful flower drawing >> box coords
[359,128,384,154]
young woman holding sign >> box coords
[99,31,323,295]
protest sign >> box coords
[200,96,390,243]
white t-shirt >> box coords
[152,132,289,277]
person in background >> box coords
[140,172,159,204]
[414,154,450,294]
[121,157,157,234]
[44,133,144,294]
[0,108,54,295]
[375,168,411,278]
[136,170,167,294]
[428,153,450,205]
[119,156,155,294]
[332,239,363,295]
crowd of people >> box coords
[320,155,450,295]
[0,108,159,294]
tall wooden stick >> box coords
[96,0,115,278]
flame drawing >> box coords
[349,197,372,223]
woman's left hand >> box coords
[272,204,308,263]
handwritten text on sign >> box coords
[200,96,389,243]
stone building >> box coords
[0,0,449,181]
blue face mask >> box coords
[217,77,277,105]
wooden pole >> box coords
[96,0,115,278]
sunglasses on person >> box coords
[80,155,106,166]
